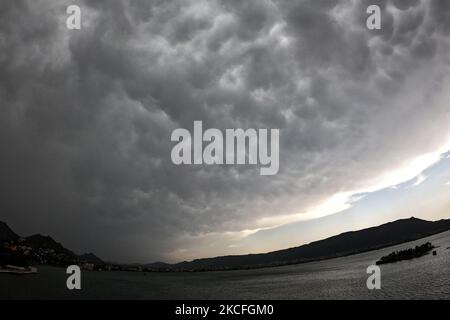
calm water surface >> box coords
[1,231,450,299]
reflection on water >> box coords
[1,231,450,299]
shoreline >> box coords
[16,229,449,275]
[147,228,450,273]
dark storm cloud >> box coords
[1,0,450,262]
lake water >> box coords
[1,231,450,299]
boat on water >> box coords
[0,265,38,275]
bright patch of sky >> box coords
[229,151,450,255]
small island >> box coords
[376,242,435,265]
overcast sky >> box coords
[1,0,450,263]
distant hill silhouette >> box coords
[0,221,19,243]
[2,217,450,271]
[24,234,79,265]
[26,234,76,256]
[145,261,173,269]
[0,223,104,267]
[170,217,450,270]
[79,253,104,265]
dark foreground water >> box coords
[1,231,450,299]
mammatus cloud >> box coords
[1,0,450,262]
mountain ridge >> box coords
[167,217,450,270]
[0,221,19,242]
[0,223,104,266]
[2,217,450,271]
